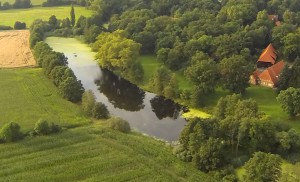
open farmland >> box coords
[0,68,90,131]
[0,6,93,27]
[0,124,214,181]
[0,30,35,68]
[0,0,46,6]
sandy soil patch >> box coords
[0,30,36,68]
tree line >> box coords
[175,94,300,181]
[76,0,300,107]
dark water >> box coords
[46,37,187,141]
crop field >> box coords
[0,0,46,6]
[0,6,93,27]
[0,68,89,131]
[0,30,35,68]
[0,124,213,181]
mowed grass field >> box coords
[0,68,90,131]
[0,6,93,27]
[0,124,214,181]
[0,0,45,6]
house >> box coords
[268,14,279,22]
[251,61,285,88]
[258,60,285,87]
[257,44,277,68]
[268,14,281,26]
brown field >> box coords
[0,30,36,68]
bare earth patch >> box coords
[0,30,36,68]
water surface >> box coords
[45,37,187,141]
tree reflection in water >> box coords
[150,96,182,120]
[95,69,145,112]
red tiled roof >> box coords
[258,60,285,85]
[275,21,281,26]
[251,70,261,79]
[257,44,277,64]
[268,15,279,22]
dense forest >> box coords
[27,0,300,181]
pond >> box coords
[45,37,187,141]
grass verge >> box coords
[0,123,215,181]
[0,68,90,131]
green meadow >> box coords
[0,68,90,131]
[138,55,300,132]
[0,6,93,27]
[0,0,46,6]
[0,124,214,181]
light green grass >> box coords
[138,54,162,84]
[0,68,89,131]
[0,124,215,181]
[0,6,93,27]
[138,54,192,89]
[0,0,45,6]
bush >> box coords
[0,25,13,30]
[0,122,23,142]
[34,120,61,135]
[92,102,109,119]
[82,90,96,116]
[34,119,50,135]
[50,122,62,133]
[108,117,131,133]
[14,21,26,30]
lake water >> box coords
[45,37,187,141]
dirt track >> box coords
[0,30,36,68]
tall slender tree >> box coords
[70,4,75,27]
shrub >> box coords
[0,25,13,30]
[14,21,26,30]
[108,117,131,133]
[34,119,50,135]
[92,102,109,119]
[0,122,23,142]
[50,122,62,133]
[82,90,96,116]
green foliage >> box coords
[149,67,178,99]
[0,122,23,143]
[34,119,61,135]
[108,117,131,133]
[278,58,300,91]
[193,137,225,172]
[185,52,218,106]
[48,15,58,29]
[283,29,300,62]
[277,87,300,117]
[70,4,75,27]
[14,21,26,29]
[244,152,282,182]
[34,119,50,135]
[93,30,144,83]
[82,90,96,117]
[92,102,109,119]
[58,77,84,103]
[219,55,253,94]
[13,0,31,9]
